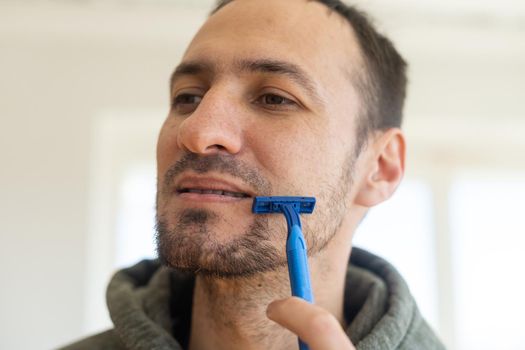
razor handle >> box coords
[287,224,313,350]
[286,224,314,303]
[252,197,316,350]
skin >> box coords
[156,0,405,349]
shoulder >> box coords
[395,306,446,350]
[57,329,126,350]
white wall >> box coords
[1,1,524,349]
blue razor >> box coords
[252,196,316,350]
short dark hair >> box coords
[211,0,408,151]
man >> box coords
[62,0,445,349]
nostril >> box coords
[200,144,231,156]
[208,144,227,151]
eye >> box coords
[172,93,202,114]
[255,93,298,110]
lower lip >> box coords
[177,192,251,203]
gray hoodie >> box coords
[60,248,445,350]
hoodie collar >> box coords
[106,248,420,349]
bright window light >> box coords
[450,175,525,350]
[114,162,157,268]
[353,180,439,332]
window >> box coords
[114,163,157,268]
[354,180,440,332]
[450,174,525,350]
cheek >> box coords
[248,122,336,196]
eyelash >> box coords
[171,93,202,115]
[172,93,202,106]
[254,94,296,108]
[171,92,298,114]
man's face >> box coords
[156,0,366,277]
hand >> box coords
[266,297,356,350]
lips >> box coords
[178,188,250,198]
[174,176,254,199]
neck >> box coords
[188,225,353,350]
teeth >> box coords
[181,188,248,197]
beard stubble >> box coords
[155,152,355,278]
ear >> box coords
[354,128,406,207]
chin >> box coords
[155,210,288,277]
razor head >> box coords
[252,196,316,214]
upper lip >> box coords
[174,175,255,198]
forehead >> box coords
[183,0,363,88]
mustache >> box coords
[162,153,272,195]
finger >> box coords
[267,297,356,350]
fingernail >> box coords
[266,303,275,317]
[267,300,282,318]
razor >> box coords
[252,196,316,350]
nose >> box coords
[176,89,243,155]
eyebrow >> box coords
[169,58,325,108]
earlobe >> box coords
[354,129,406,207]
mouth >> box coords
[177,188,251,199]
[173,176,254,202]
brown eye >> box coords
[172,94,202,114]
[262,94,293,105]
[254,93,299,112]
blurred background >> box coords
[1,0,524,349]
